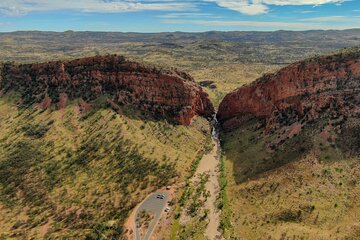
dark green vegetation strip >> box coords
[218,153,232,235]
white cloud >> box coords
[0,22,11,27]
[163,19,321,28]
[0,0,351,17]
[0,0,194,16]
[206,0,346,15]
[301,15,346,21]
[261,0,345,5]
[158,12,222,19]
[206,0,269,15]
[162,18,357,29]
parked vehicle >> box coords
[156,194,165,199]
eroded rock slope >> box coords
[0,55,214,124]
[217,50,360,133]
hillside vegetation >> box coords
[0,92,211,239]
[221,120,360,239]
[219,49,360,239]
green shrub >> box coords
[22,123,49,138]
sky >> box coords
[0,0,359,32]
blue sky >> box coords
[0,0,359,32]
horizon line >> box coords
[1,28,360,34]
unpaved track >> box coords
[193,130,223,240]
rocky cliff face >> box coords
[0,55,214,125]
[217,50,360,132]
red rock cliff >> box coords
[217,50,360,131]
[1,55,214,125]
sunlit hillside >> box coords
[0,92,211,239]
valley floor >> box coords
[192,137,222,240]
[126,131,223,240]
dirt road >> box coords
[193,130,223,240]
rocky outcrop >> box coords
[217,50,360,132]
[0,55,214,125]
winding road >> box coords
[135,191,168,240]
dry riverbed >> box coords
[179,134,223,240]
[195,137,223,240]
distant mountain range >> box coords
[2,29,360,43]
[1,29,360,65]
